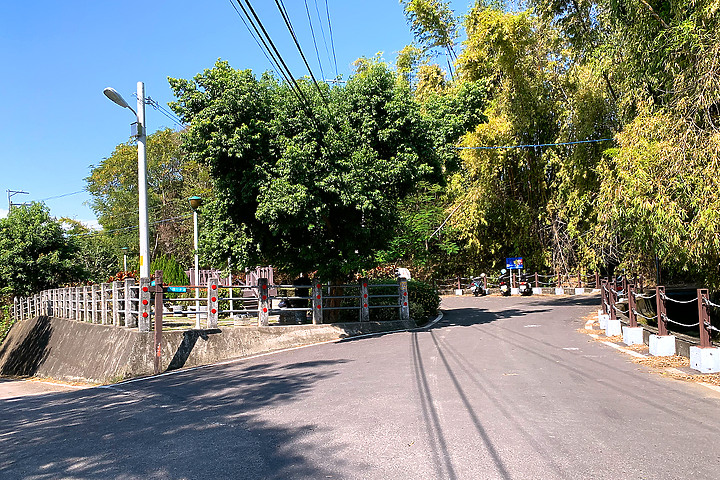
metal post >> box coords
[628,284,637,328]
[399,277,410,322]
[698,289,711,348]
[258,278,269,327]
[139,277,151,332]
[193,209,200,329]
[657,286,668,336]
[312,280,322,325]
[360,278,369,322]
[152,270,164,374]
[137,82,150,278]
[207,277,219,329]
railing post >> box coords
[622,276,627,296]
[578,272,582,288]
[457,276,461,291]
[360,278,369,322]
[112,282,120,326]
[698,289,711,348]
[535,272,539,289]
[399,277,410,323]
[628,284,637,328]
[82,286,88,321]
[484,275,488,291]
[125,278,138,328]
[601,279,608,315]
[656,286,668,336]
[258,278,269,327]
[609,283,617,321]
[312,280,322,325]
[139,277,151,332]
[207,277,219,329]
[152,270,164,374]
[101,283,109,325]
[595,272,600,289]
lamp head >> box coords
[188,196,203,210]
[103,87,131,109]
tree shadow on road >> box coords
[0,358,358,479]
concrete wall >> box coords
[0,316,413,384]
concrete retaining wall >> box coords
[0,316,413,384]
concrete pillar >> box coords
[112,281,121,326]
[207,277,219,329]
[125,278,138,328]
[360,278,369,322]
[139,277,151,332]
[312,280,323,325]
[258,278,269,327]
[399,278,410,323]
[101,283,109,325]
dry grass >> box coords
[633,355,690,368]
[595,335,623,343]
[577,328,600,335]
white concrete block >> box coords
[511,288,520,295]
[454,289,464,296]
[649,334,676,356]
[598,309,604,317]
[574,288,585,295]
[555,287,564,295]
[606,319,622,336]
[622,326,644,346]
[690,346,720,373]
[598,314,609,330]
[533,287,543,295]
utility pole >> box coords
[7,190,30,211]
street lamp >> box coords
[103,83,150,278]
[188,196,203,329]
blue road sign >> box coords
[506,257,524,270]
[166,286,187,293]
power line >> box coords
[273,0,329,106]
[313,0,333,78]
[324,0,338,78]
[304,0,325,80]
[69,214,192,237]
[38,190,85,202]
[146,97,186,128]
[228,0,284,81]
[455,138,614,150]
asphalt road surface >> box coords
[2,294,720,479]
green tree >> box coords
[401,0,460,78]
[85,128,212,267]
[0,203,81,297]
[169,60,443,280]
[61,219,120,284]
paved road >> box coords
[2,294,720,479]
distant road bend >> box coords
[1,294,720,479]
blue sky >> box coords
[0,0,470,226]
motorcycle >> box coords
[469,274,487,297]
[499,269,511,296]
[518,272,533,296]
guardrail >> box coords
[11,271,411,332]
[436,272,604,291]
[601,279,718,347]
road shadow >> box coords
[166,328,222,371]
[0,357,357,479]
[0,316,53,377]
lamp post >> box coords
[121,247,128,273]
[189,196,203,329]
[103,83,150,278]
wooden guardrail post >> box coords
[600,279,608,315]
[627,284,637,328]
[150,270,165,374]
[312,280,323,325]
[698,289,711,348]
[656,286,668,336]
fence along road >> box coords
[2,294,720,479]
